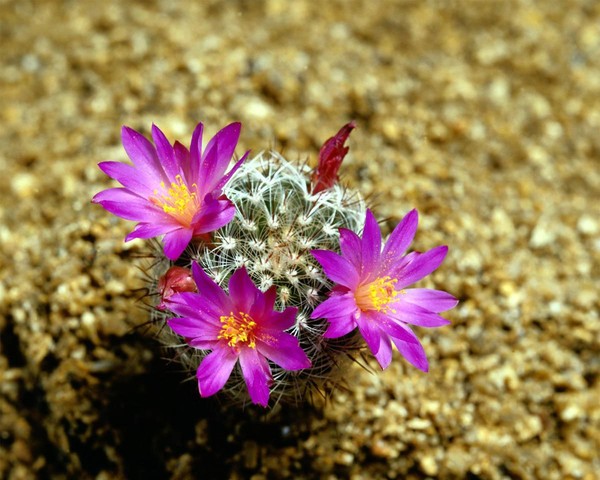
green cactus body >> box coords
[155,151,366,404]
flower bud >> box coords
[157,266,197,310]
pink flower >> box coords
[311,209,457,371]
[156,266,197,311]
[92,122,249,260]
[166,263,311,407]
[311,121,355,194]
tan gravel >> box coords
[1,1,598,479]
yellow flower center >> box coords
[354,276,403,313]
[218,312,257,349]
[150,175,199,227]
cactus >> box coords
[94,120,457,408]
[153,151,366,404]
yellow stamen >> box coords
[218,312,257,349]
[150,175,199,227]
[355,276,403,313]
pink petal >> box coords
[360,209,382,277]
[255,305,297,330]
[370,311,422,343]
[151,124,179,180]
[388,300,452,327]
[167,292,224,325]
[401,288,458,313]
[238,347,272,407]
[322,314,357,338]
[391,337,429,372]
[163,228,193,260]
[199,122,241,193]
[98,161,155,196]
[173,141,191,181]
[339,228,362,269]
[190,262,232,313]
[189,122,204,180]
[255,331,311,370]
[166,315,220,341]
[228,267,259,314]
[196,347,239,397]
[355,313,383,355]
[121,126,166,181]
[395,245,449,289]
[375,334,393,369]
[191,195,236,235]
[249,286,278,322]
[92,188,165,222]
[213,151,249,192]
[311,293,357,320]
[311,250,360,289]
[381,209,418,271]
[125,222,179,241]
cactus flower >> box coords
[166,262,311,407]
[93,122,249,260]
[311,209,457,371]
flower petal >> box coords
[375,334,393,369]
[311,250,360,289]
[339,228,362,269]
[191,195,236,235]
[196,347,239,397]
[124,222,179,242]
[311,293,357,320]
[167,315,220,341]
[163,228,193,260]
[199,122,241,193]
[121,126,166,181]
[255,304,296,330]
[394,245,449,289]
[238,347,272,407]
[360,209,382,278]
[213,151,249,192]
[401,288,458,313]
[388,301,451,327]
[92,188,165,222]
[355,312,383,355]
[323,314,357,338]
[97,161,155,195]
[249,286,278,322]
[151,124,179,180]
[391,337,429,372]
[167,291,224,324]
[173,141,191,181]
[189,122,204,181]
[256,331,311,370]
[228,267,259,314]
[190,262,231,313]
[381,209,418,272]
[370,311,422,343]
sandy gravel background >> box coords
[1,1,599,479]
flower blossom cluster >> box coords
[94,121,457,407]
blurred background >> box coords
[1,0,598,479]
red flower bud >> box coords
[157,266,197,310]
[311,121,356,194]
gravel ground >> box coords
[1,1,599,479]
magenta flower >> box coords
[166,263,311,406]
[311,209,457,371]
[92,122,249,260]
